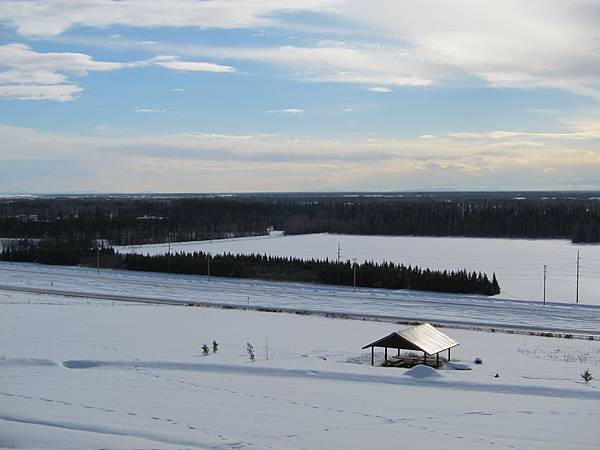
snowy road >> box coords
[1,261,599,335]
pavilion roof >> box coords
[362,323,459,355]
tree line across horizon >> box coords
[0,239,500,296]
[0,195,598,244]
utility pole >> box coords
[576,250,580,304]
[167,232,171,273]
[543,264,547,306]
[353,258,357,293]
[337,243,341,285]
[96,231,100,273]
[207,253,211,281]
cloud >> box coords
[0,0,340,36]
[339,1,600,99]
[187,42,435,88]
[527,108,561,115]
[343,107,353,112]
[0,43,139,101]
[448,121,600,141]
[2,120,600,192]
[366,86,392,93]
[135,107,164,113]
[0,84,82,102]
[266,108,304,115]
[171,88,185,92]
[2,1,600,98]
[152,55,235,73]
[0,44,239,102]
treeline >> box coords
[0,239,500,296]
[1,193,599,243]
[123,252,500,295]
[0,239,115,266]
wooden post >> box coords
[448,348,451,362]
[371,347,374,366]
[436,352,439,367]
[397,348,400,357]
[423,352,427,366]
[384,347,388,362]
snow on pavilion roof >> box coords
[362,323,459,355]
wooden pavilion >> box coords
[362,323,459,367]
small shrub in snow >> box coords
[246,342,255,362]
[581,369,593,384]
[202,344,209,356]
[474,357,483,364]
[212,340,219,353]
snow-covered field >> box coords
[116,233,600,305]
[1,289,599,450]
[1,261,600,334]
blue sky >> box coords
[1,1,599,192]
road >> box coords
[1,261,599,336]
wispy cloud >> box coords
[0,0,340,36]
[186,42,435,88]
[0,44,238,102]
[266,108,304,115]
[152,55,235,73]
[366,86,392,93]
[135,107,164,113]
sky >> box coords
[1,0,600,193]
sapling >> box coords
[581,369,593,384]
[246,342,255,362]
[212,340,219,353]
[202,344,209,356]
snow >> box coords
[1,261,599,334]
[116,233,600,305]
[1,290,599,449]
[403,365,443,378]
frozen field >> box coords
[116,233,600,305]
[1,262,600,334]
[1,290,599,450]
